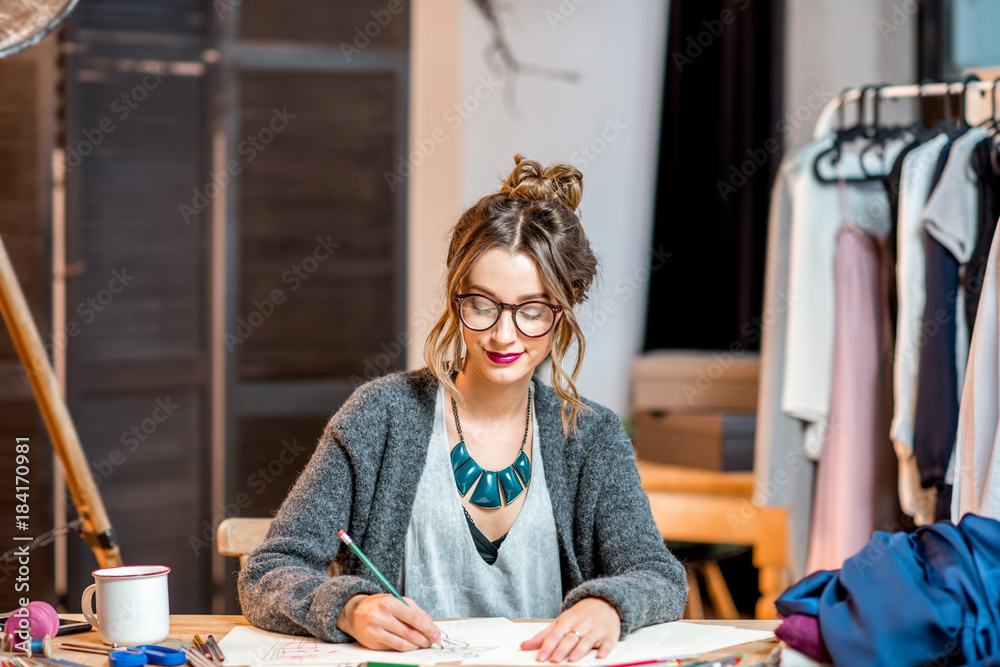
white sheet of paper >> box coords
[219,619,774,667]
[219,619,532,666]
[462,621,774,666]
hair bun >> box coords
[500,153,583,212]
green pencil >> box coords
[338,529,441,649]
[338,529,406,602]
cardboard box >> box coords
[632,350,760,413]
[633,411,756,471]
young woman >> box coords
[238,155,687,663]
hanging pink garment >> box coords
[807,222,893,573]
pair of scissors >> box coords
[108,645,186,667]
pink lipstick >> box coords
[486,351,523,364]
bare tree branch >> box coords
[469,0,580,113]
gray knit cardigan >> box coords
[237,367,687,642]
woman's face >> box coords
[458,247,558,387]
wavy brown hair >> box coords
[424,154,599,436]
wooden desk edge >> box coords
[53,615,779,665]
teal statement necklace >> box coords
[450,388,532,509]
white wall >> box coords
[784,0,916,153]
[454,0,670,415]
[406,0,463,377]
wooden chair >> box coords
[637,459,788,619]
[217,517,346,577]
[217,517,273,567]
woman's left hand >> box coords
[520,597,621,662]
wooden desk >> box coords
[51,615,778,666]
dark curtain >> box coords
[643,0,783,352]
[918,0,950,81]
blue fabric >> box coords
[776,514,1000,667]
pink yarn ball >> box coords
[4,601,60,644]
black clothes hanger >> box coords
[811,87,854,183]
[987,81,1000,176]
[960,73,980,130]
[814,85,885,184]
[877,81,950,181]
[860,84,904,179]
[843,84,877,146]
[945,73,979,140]
[986,79,1000,132]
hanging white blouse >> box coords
[892,133,949,526]
[781,137,911,459]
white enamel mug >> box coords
[81,565,171,645]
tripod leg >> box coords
[0,234,123,567]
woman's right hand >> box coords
[336,594,441,651]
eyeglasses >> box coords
[455,293,562,338]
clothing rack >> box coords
[813,79,1000,139]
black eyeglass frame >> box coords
[454,293,563,338]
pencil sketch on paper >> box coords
[257,631,499,664]
[258,636,355,665]
[431,628,500,661]
[217,622,514,667]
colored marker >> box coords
[193,635,214,660]
[207,635,226,663]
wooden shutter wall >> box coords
[63,0,212,613]
[221,0,409,613]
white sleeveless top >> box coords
[401,380,563,618]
